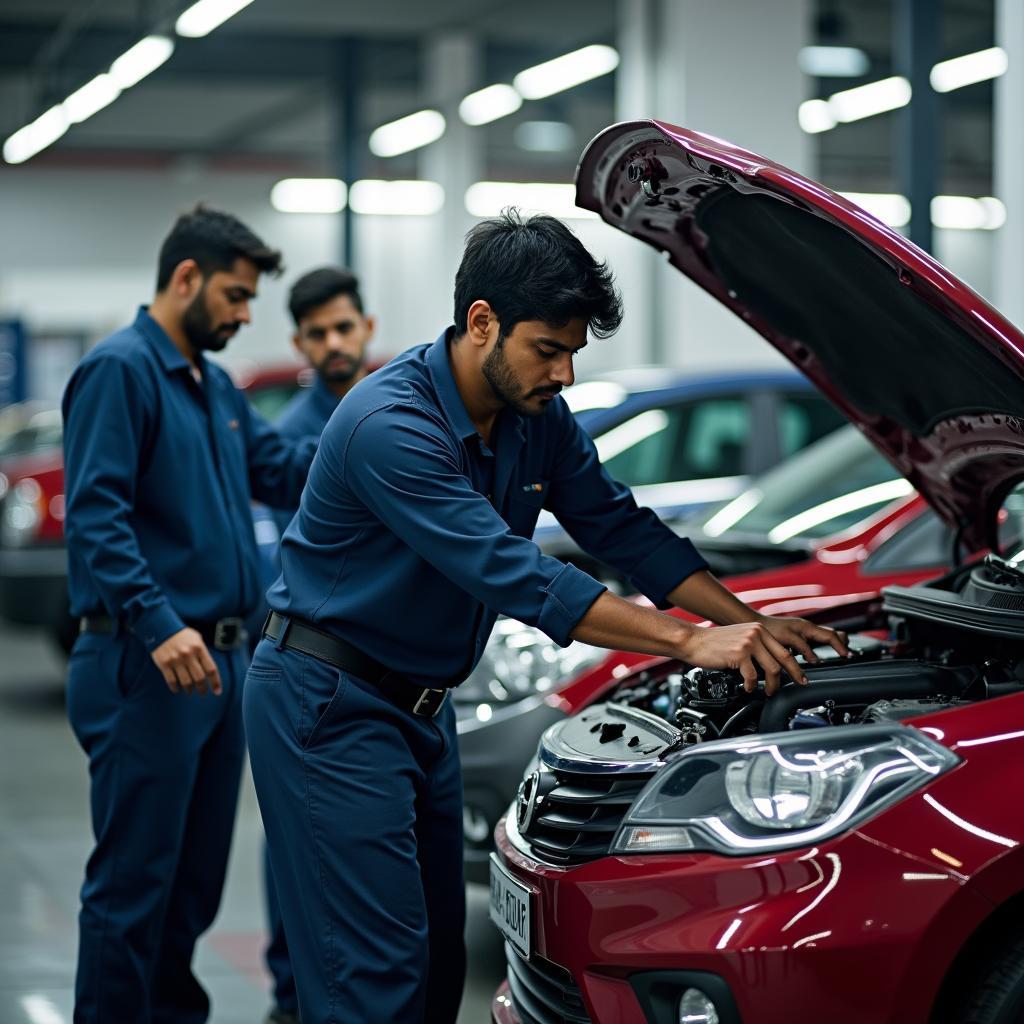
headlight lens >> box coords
[614,725,959,854]
[1,477,45,547]
[454,617,606,708]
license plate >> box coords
[489,853,533,958]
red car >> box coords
[490,120,1024,1024]
[0,363,306,652]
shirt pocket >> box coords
[505,479,550,537]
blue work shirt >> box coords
[63,307,317,651]
[269,376,340,536]
[269,328,708,689]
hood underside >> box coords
[575,119,1024,553]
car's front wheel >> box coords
[947,932,1024,1024]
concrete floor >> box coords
[0,622,506,1024]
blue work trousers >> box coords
[66,631,247,1024]
[243,637,467,1024]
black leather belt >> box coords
[263,611,449,719]
[79,615,248,651]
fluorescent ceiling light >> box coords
[110,35,175,88]
[798,99,836,134]
[349,179,444,216]
[63,74,121,124]
[799,45,870,78]
[515,120,575,152]
[930,46,1008,92]
[369,110,446,157]
[839,192,911,228]
[829,76,911,122]
[271,178,347,214]
[464,181,597,220]
[513,44,619,100]
[459,84,521,126]
[176,0,255,38]
[3,105,69,164]
[932,195,1006,230]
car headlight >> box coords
[454,617,606,710]
[613,724,959,855]
[1,477,45,547]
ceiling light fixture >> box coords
[270,178,348,214]
[798,45,870,78]
[465,182,596,220]
[797,99,837,134]
[110,35,175,88]
[348,179,444,215]
[369,110,446,157]
[2,106,69,165]
[513,44,619,100]
[930,46,1008,93]
[62,74,121,124]
[175,0,256,38]
[458,84,522,126]
[829,76,912,122]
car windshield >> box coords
[0,411,63,460]
[697,424,913,543]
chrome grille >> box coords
[505,942,590,1024]
[518,767,652,865]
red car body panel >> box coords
[492,690,1024,1024]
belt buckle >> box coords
[214,617,245,651]
[412,686,448,718]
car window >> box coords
[700,424,913,542]
[778,392,847,458]
[246,383,300,421]
[863,508,951,573]
[597,396,750,487]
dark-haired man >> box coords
[244,211,847,1024]
[62,205,317,1024]
[260,267,375,1024]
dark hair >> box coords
[156,203,283,290]
[288,266,364,325]
[453,209,622,340]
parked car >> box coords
[458,426,947,883]
[489,119,1024,1024]
[537,368,846,582]
[0,363,306,653]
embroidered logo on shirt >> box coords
[227,419,239,430]
[523,482,544,492]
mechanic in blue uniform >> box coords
[62,205,317,1024]
[244,211,848,1024]
[261,266,375,1024]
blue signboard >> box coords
[0,320,27,408]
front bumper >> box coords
[457,696,566,884]
[490,809,972,1024]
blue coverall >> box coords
[262,374,340,1017]
[243,328,707,1024]
[62,308,315,1024]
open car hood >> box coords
[576,119,1024,553]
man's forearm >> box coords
[665,569,764,626]
[569,590,694,658]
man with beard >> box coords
[260,267,375,1024]
[62,204,317,1024]
[243,210,848,1024]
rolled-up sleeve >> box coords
[63,357,186,650]
[343,403,605,646]
[545,403,708,607]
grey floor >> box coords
[0,622,505,1024]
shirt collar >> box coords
[134,306,193,375]
[311,374,341,416]
[426,327,479,442]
